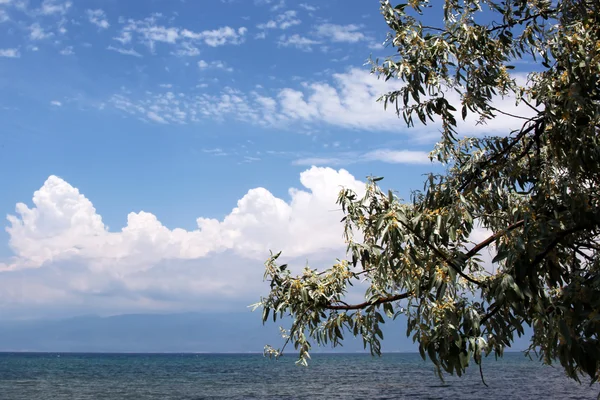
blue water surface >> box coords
[0,352,597,399]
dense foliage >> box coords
[255,0,600,384]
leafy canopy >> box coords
[255,0,600,384]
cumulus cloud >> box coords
[1,168,366,314]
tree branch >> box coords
[396,219,483,286]
[457,118,541,192]
[491,107,535,120]
[488,11,551,33]
[531,224,592,267]
[481,302,502,325]
[464,219,525,260]
[326,292,410,310]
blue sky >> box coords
[0,0,534,321]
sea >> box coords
[0,352,597,399]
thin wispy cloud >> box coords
[59,46,74,55]
[38,0,72,16]
[87,9,109,29]
[107,45,142,57]
[298,3,318,12]
[113,15,247,55]
[0,48,20,57]
[257,10,301,31]
[198,59,233,72]
[293,149,431,166]
[29,23,53,40]
[277,34,320,51]
[316,23,366,43]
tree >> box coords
[255,0,600,384]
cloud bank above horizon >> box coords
[1,167,367,318]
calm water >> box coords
[0,352,597,399]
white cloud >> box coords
[299,3,317,11]
[114,31,132,45]
[147,111,167,123]
[293,149,431,166]
[2,168,365,313]
[189,26,247,47]
[316,23,366,43]
[172,41,200,57]
[59,46,74,55]
[257,10,301,30]
[116,15,246,53]
[87,9,109,29]
[362,149,430,164]
[256,0,286,11]
[106,68,534,138]
[278,34,320,51]
[50,100,62,106]
[39,0,71,16]
[107,45,142,57]
[198,59,233,72]
[29,23,53,40]
[106,68,403,128]
[0,9,9,23]
[0,48,19,58]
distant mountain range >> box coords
[0,312,532,353]
[0,312,397,353]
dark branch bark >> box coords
[326,292,410,310]
[481,302,502,325]
[464,219,525,260]
[457,118,541,192]
[488,11,552,33]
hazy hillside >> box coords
[0,312,393,353]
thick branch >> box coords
[464,219,525,260]
[326,292,410,310]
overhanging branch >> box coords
[326,292,410,310]
[464,219,525,260]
